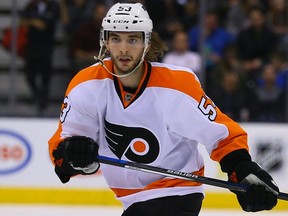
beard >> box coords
[111,54,142,75]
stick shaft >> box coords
[97,155,288,201]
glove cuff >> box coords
[72,161,100,174]
[220,149,251,174]
[229,161,261,183]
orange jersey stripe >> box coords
[111,167,204,198]
[210,113,248,162]
[48,123,63,164]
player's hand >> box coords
[52,136,100,183]
[229,161,279,212]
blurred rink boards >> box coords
[0,205,287,216]
[0,118,287,211]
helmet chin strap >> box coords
[94,45,148,78]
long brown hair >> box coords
[145,31,168,62]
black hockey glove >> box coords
[52,136,100,184]
[229,161,279,212]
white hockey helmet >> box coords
[101,2,153,46]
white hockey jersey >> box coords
[49,59,248,209]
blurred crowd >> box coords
[16,0,288,122]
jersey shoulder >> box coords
[66,60,113,95]
[148,62,201,92]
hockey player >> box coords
[49,2,279,216]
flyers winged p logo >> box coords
[104,119,160,164]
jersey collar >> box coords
[114,61,152,108]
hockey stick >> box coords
[97,155,288,201]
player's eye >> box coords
[111,37,120,43]
[129,38,137,44]
[128,37,143,46]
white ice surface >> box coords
[0,205,287,216]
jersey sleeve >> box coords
[48,65,107,164]
[171,91,248,163]
[175,72,249,163]
[150,65,249,164]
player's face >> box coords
[106,32,145,75]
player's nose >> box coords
[119,41,129,54]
